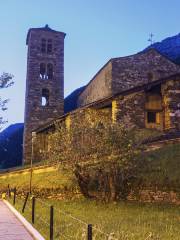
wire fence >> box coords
[5,185,117,240]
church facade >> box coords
[23,26,180,164]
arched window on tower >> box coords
[40,63,46,79]
[41,89,49,106]
[41,39,46,53]
[47,39,52,54]
[47,63,53,79]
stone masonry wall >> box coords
[112,49,180,93]
[161,78,180,131]
[23,27,65,164]
[78,62,112,107]
[78,49,180,108]
[114,91,146,129]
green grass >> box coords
[140,143,180,191]
[8,196,180,240]
[1,142,180,239]
[0,167,78,196]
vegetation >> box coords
[8,195,180,240]
[49,122,146,201]
[0,167,78,197]
[0,143,179,196]
[0,142,179,239]
[0,72,14,128]
[140,143,180,191]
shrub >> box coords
[49,121,144,201]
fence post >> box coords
[50,205,54,240]
[32,197,35,224]
[7,184,11,198]
[87,224,92,240]
[13,187,16,205]
[22,192,29,213]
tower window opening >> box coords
[40,63,46,79]
[47,63,53,79]
[41,39,46,53]
[47,39,53,54]
[41,89,49,106]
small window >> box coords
[41,39,53,54]
[47,39,52,54]
[47,63,53,79]
[41,89,49,106]
[147,112,156,123]
[41,39,46,53]
[40,63,46,79]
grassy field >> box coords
[0,166,78,196]
[140,143,180,191]
[8,195,180,240]
[1,142,180,239]
[0,143,179,194]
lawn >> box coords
[1,142,180,239]
[0,166,78,196]
[140,143,180,191]
[8,195,180,240]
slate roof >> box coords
[35,72,180,133]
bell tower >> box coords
[23,25,66,163]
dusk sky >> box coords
[1,0,180,130]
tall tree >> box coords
[0,72,14,128]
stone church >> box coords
[23,26,180,163]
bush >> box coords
[48,122,144,201]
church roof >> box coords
[26,25,66,44]
[78,48,180,100]
[34,72,180,133]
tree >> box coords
[48,121,144,202]
[0,72,14,128]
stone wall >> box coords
[162,79,180,131]
[23,27,65,164]
[112,49,180,93]
[78,61,112,107]
[78,49,180,108]
[128,189,180,205]
[114,91,146,129]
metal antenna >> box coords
[148,33,154,45]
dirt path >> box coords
[0,200,34,240]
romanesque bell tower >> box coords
[23,25,66,163]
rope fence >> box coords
[5,185,117,240]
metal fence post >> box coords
[32,197,35,224]
[50,205,54,240]
[87,224,92,240]
[13,187,16,205]
[22,192,29,213]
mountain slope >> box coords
[64,86,86,113]
[0,123,24,168]
[145,33,180,64]
[0,87,85,168]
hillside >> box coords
[1,143,179,239]
[145,32,180,64]
[0,87,85,168]
[0,142,179,197]
[0,123,23,168]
